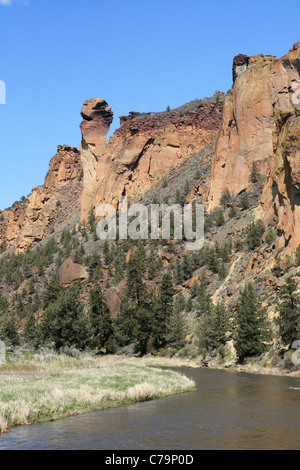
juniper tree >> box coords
[233,283,271,363]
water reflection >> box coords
[0,368,299,450]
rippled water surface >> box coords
[0,368,300,450]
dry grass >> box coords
[0,355,195,433]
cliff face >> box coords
[1,44,299,255]
[80,95,225,219]
[0,145,82,252]
[207,43,300,252]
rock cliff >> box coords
[207,43,300,252]
[0,145,82,252]
[80,95,225,219]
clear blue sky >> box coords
[0,0,298,210]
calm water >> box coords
[0,368,300,450]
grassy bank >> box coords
[0,354,195,434]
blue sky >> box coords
[0,0,298,210]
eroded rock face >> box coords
[207,44,300,252]
[1,145,82,252]
[80,95,225,219]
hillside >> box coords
[0,44,299,371]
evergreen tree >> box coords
[228,205,237,219]
[41,284,89,350]
[152,272,173,350]
[42,275,61,309]
[23,312,40,348]
[115,297,138,347]
[216,210,225,227]
[0,293,8,315]
[167,298,187,350]
[88,206,96,234]
[246,220,265,250]
[220,188,232,208]
[126,243,147,306]
[249,161,261,184]
[276,277,300,349]
[233,283,271,363]
[195,281,212,317]
[116,242,152,355]
[0,312,19,347]
[147,249,161,280]
[295,244,300,266]
[199,301,229,352]
[239,192,250,211]
[88,285,116,353]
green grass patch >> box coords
[0,355,195,433]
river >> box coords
[0,368,299,450]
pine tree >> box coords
[41,284,90,350]
[152,272,173,350]
[0,312,19,347]
[220,188,232,208]
[216,210,225,227]
[295,244,300,266]
[228,205,237,219]
[249,161,261,184]
[167,297,187,350]
[195,281,212,317]
[0,293,8,315]
[115,297,138,347]
[42,275,61,309]
[88,285,116,353]
[88,206,96,234]
[233,283,271,363]
[117,242,152,355]
[276,277,300,349]
[246,220,265,250]
[199,301,229,352]
[126,243,147,306]
[23,312,40,349]
[239,192,250,211]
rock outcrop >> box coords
[58,258,88,286]
[0,145,82,252]
[207,44,300,252]
[80,95,225,219]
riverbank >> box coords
[0,354,195,434]
[133,354,300,378]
